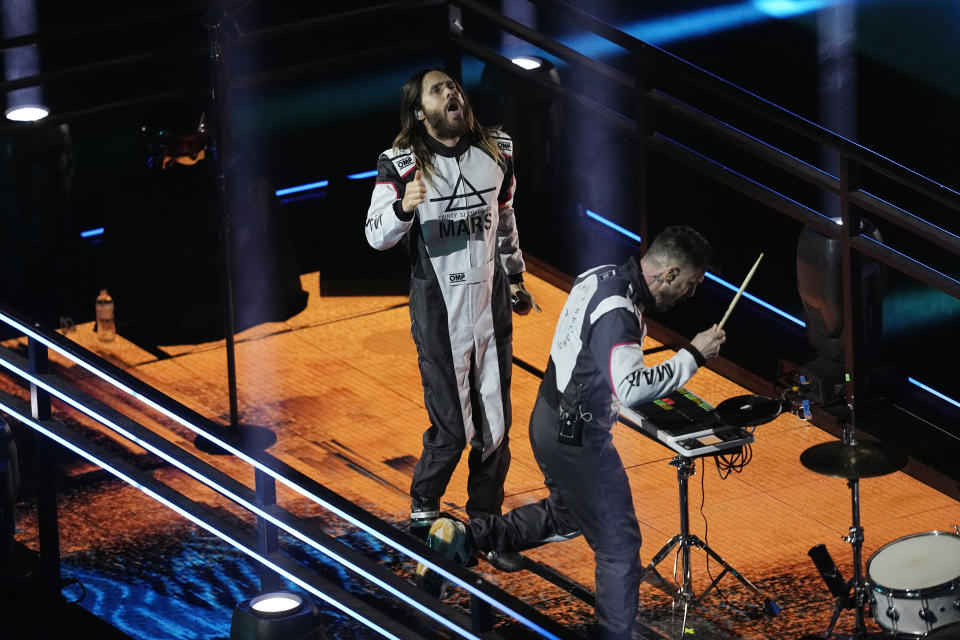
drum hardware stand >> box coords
[817,428,874,640]
[821,477,870,639]
[644,456,779,637]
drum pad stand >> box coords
[643,456,780,637]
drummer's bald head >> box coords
[645,226,718,273]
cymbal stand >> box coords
[645,456,778,637]
[822,429,870,640]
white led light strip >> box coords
[0,313,561,639]
[0,399,403,640]
[0,356,481,640]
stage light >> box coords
[3,0,49,122]
[796,217,884,403]
[511,55,544,70]
[230,591,325,640]
[557,0,831,56]
[5,104,48,122]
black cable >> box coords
[704,431,757,608]
[699,458,734,609]
[713,429,755,479]
[700,457,711,584]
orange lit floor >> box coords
[7,270,960,639]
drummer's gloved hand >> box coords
[510,283,542,316]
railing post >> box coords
[254,467,281,591]
[635,45,654,250]
[839,155,864,424]
[471,591,494,633]
[446,3,463,82]
[28,335,62,605]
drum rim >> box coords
[866,530,960,596]
[869,579,960,599]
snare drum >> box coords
[867,531,960,637]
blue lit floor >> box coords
[40,521,414,640]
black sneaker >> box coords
[414,518,471,597]
[486,550,526,573]
[409,498,440,540]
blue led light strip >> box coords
[0,358,482,640]
[0,400,404,640]
[80,227,105,238]
[585,209,643,243]
[583,210,803,325]
[0,310,560,640]
[702,272,805,326]
[275,180,329,197]
[584,211,960,409]
[347,170,378,180]
[908,377,960,410]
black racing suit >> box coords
[468,257,707,640]
[365,133,525,519]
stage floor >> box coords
[6,270,960,639]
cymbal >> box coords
[715,395,782,427]
[800,440,907,479]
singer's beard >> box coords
[426,109,469,140]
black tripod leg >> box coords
[643,535,683,595]
[689,536,780,614]
[824,598,844,638]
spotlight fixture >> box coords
[5,104,48,122]
[3,0,50,122]
[511,55,544,70]
[230,591,325,640]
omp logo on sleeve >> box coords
[392,153,415,174]
[449,272,466,283]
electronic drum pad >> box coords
[715,395,782,428]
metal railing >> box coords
[0,305,577,640]
[2,0,959,635]
[443,0,960,423]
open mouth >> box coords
[447,100,462,117]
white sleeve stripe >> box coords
[608,341,640,399]
[589,295,633,325]
[375,181,399,198]
[613,348,699,408]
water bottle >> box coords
[95,289,116,342]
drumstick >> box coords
[717,253,763,331]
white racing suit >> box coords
[365,133,525,519]
[468,258,706,639]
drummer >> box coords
[417,226,726,640]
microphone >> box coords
[808,544,849,602]
[511,288,533,315]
